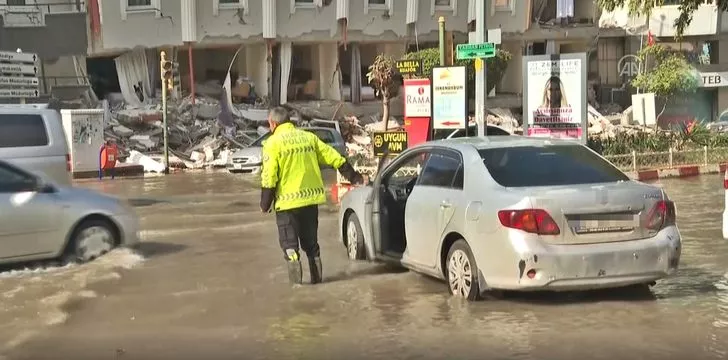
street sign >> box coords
[0,50,37,63]
[0,89,39,98]
[0,76,39,87]
[372,131,408,156]
[396,59,422,75]
[431,66,468,130]
[0,63,37,75]
[0,51,40,100]
[456,43,496,60]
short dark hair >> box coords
[268,106,291,125]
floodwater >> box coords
[0,171,726,360]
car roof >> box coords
[303,126,336,132]
[414,135,582,152]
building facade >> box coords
[598,0,728,125]
[0,0,89,101]
[82,0,600,107]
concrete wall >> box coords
[0,13,87,58]
[97,0,183,52]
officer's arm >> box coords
[260,142,278,212]
[314,137,364,184]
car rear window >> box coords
[0,114,49,148]
[479,145,629,187]
[306,129,336,143]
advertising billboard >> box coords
[522,53,588,144]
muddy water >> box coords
[0,171,726,359]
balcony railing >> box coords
[1,1,85,27]
[0,1,85,13]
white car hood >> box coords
[231,147,263,159]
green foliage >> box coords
[595,0,722,38]
[366,54,400,101]
[631,44,699,98]
[402,47,512,93]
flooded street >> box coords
[0,171,727,359]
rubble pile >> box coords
[588,104,656,139]
[105,93,270,172]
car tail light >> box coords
[646,200,676,231]
[65,154,71,172]
[498,209,560,235]
[724,170,728,189]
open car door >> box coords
[369,150,430,261]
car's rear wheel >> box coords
[446,239,481,301]
[63,219,118,264]
[345,212,366,260]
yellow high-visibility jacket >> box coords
[260,122,346,211]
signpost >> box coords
[396,59,422,75]
[372,131,408,156]
[431,66,468,132]
[456,43,496,60]
[0,50,40,102]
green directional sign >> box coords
[456,43,496,60]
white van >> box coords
[0,105,72,186]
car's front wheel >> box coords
[446,239,481,301]
[345,212,366,260]
[63,219,118,264]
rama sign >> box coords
[403,78,431,118]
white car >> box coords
[0,159,140,265]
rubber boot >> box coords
[285,249,302,285]
[309,257,322,284]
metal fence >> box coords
[352,147,728,179]
[604,147,728,172]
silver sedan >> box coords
[0,160,139,265]
[339,136,682,300]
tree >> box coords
[401,48,512,93]
[366,54,400,126]
[596,0,728,37]
[631,44,699,121]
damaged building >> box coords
[2,0,673,170]
[598,0,728,127]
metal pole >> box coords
[160,51,170,175]
[475,0,487,137]
[438,17,446,66]
[162,78,170,174]
[188,44,195,105]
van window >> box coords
[0,114,50,148]
[479,145,629,187]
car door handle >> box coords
[440,201,452,208]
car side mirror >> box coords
[34,180,56,194]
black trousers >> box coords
[275,204,320,260]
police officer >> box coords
[260,107,365,285]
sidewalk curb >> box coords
[627,164,728,181]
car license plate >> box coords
[234,164,243,169]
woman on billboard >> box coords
[534,75,573,124]
[541,75,570,109]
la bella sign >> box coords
[403,78,431,118]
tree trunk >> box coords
[382,96,390,130]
